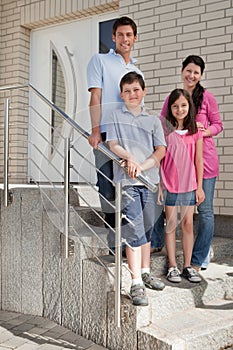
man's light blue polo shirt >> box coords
[87,49,143,132]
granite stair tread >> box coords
[138,298,233,350]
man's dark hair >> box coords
[112,16,137,36]
[120,71,145,91]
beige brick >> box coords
[205,79,225,90]
[206,0,231,12]
[155,20,176,30]
[134,9,154,19]
[201,10,224,22]
[201,27,225,39]
[138,16,158,26]
[160,11,181,22]
[214,198,225,207]
[177,15,199,26]
[161,42,182,53]
[139,0,159,11]
[206,69,231,80]
[219,207,233,215]
[207,34,231,46]
[183,39,206,49]
[153,3,176,15]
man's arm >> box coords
[88,87,102,149]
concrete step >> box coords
[82,239,233,350]
[118,253,233,326]
[137,298,233,350]
[120,236,233,305]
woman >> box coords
[161,55,223,270]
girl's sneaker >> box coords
[167,266,182,283]
[182,266,202,283]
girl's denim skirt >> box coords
[164,190,196,206]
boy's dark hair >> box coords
[112,16,137,36]
[165,88,197,135]
[120,71,145,91]
[182,55,205,114]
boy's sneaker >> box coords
[130,284,148,306]
[182,266,202,283]
[167,266,181,283]
[142,273,165,291]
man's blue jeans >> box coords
[93,142,115,230]
[150,209,165,249]
[191,177,216,267]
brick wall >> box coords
[0,1,30,182]
[120,0,233,215]
[0,0,232,215]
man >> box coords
[87,16,143,249]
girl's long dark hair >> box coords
[164,88,197,135]
[182,55,205,115]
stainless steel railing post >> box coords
[64,137,70,258]
[115,182,122,327]
[4,98,10,207]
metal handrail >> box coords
[28,83,158,193]
[1,83,158,329]
[4,99,9,206]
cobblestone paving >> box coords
[0,311,107,350]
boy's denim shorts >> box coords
[121,186,161,248]
[164,190,196,206]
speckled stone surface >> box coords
[1,190,23,312]
[0,188,232,350]
[21,189,43,315]
[82,258,114,347]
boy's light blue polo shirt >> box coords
[87,49,143,132]
[106,105,166,186]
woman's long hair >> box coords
[182,55,205,115]
[164,88,197,135]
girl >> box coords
[159,88,205,283]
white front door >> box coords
[29,12,117,184]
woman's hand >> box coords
[157,183,164,205]
[196,187,205,206]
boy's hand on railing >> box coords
[126,158,142,178]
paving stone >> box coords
[0,311,107,350]
[16,344,39,350]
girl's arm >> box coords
[195,138,205,206]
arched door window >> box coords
[51,48,66,154]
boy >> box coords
[106,72,166,306]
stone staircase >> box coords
[81,233,233,350]
[1,188,232,349]
[40,187,233,349]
